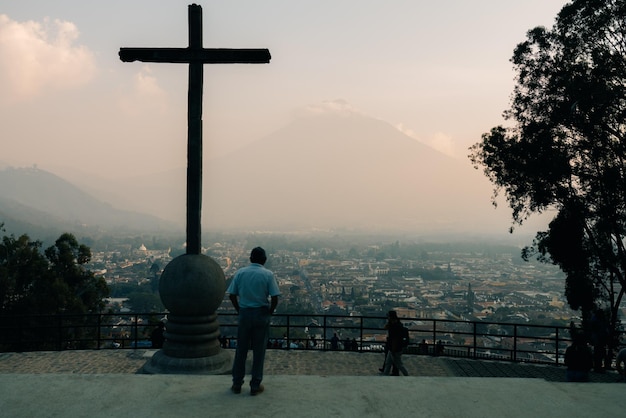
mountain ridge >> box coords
[201,107,512,234]
[1,103,535,239]
[0,167,178,239]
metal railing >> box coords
[0,311,587,366]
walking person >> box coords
[227,247,281,395]
[380,310,409,376]
[379,337,399,375]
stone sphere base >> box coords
[145,253,230,375]
[142,349,232,375]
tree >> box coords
[44,233,109,314]
[149,262,161,293]
[0,231,108,315]
[126,291,164,313]
[0,230,49,313]
[0,230,109,350]
[469,0,626,348]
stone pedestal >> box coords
[142,253,232,374]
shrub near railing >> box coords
[1,312,611,366]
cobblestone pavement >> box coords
[0,349,621,383]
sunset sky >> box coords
[0,1,569,235]
[2,1,567,174]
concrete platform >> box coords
[0,349,622,417]
[2,373,623,418]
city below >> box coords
[92,235,588,333]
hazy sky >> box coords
[1,0,568,181]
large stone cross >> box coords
[118,4,270,374]
[119,4,270,254]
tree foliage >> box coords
[469,0,626,345]
[0,230,108,315]
[126,291,164,313]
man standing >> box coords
[227,247,280,395]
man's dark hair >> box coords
[250,247,267,265]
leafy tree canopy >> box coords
[0,228,108,315]
[125,291,164,313]
[469,0,626,345]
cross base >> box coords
[145,253,229,374]
[142,348,232,375]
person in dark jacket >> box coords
[380,311,409,376]
[565,333,593,382]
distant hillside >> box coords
[0,195,69,240]
[48,102,537,238]
[202,105,514,235]
[0,167,178,238]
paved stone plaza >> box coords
[1,349,623,418]
[0,349,620,382]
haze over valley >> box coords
[0,1,562,243]
[0,101,550,244]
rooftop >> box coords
[0,349,622,417]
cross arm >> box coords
[119,48,271,64]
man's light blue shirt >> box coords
[227,263,281,309]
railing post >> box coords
[97,314,102,350]
[555,327,559,366]
[359,316,363,352]
[133,314,139,348]
[18,315,24,352]
[323,315,327,351]
[473,322,477,359]
[432,320,437,355]
[57,315,63,351]
[286,314,291,348]
[513,324,518,362]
